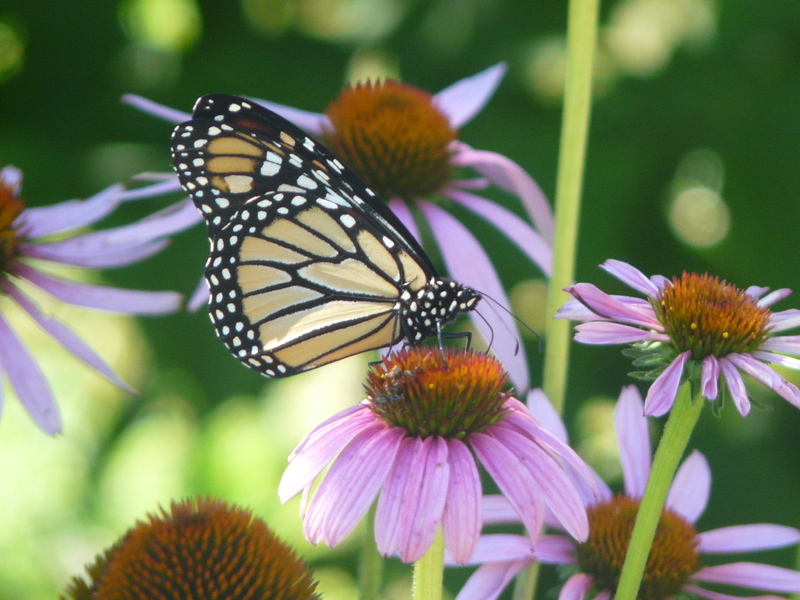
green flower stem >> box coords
[542,0,600,415]
[358,504,383,600]
[615,381,705,600]
[412,527,444,600]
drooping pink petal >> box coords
[600,259,662,297]
[447,534,534,566]
[768,309,800,332]
[692,562,800,593]
[304,425,404,547]
[526,389,567,442]
[388,198,422,243]
[434,63,507,129]
[398,436,450,563]
[445,188,552,276]
[470,431,545,541]
[684,583,786,600]
[758,336,800,355]
[4,282,134,393]
[574,322,665,345]
[727,353,800,409]
[493,424,588,541]
[558,573,595,600]
[0,312,61,435]
[533,534,577,564]
[122,94,191,123]
[557,295,655,322]
[757,288,792,307]
[482,495,520,525]
[698,524,800,554]
[701,356,720,400]
[279,406,376,500]
[615,385,651,498]
[375,436,418,556]
[15,264,182,314]
[17,184,124,239]
[187,277,209,312]
[565,283,662,328]
[419,201,528,391]
[442,438,482,564]
[718,357,751,416]
[454,559,530,600]
[451,142,553,242]
[119,178,184,201]
[665,450,710,523]
[250,97,331,135]
[643,351,690,417]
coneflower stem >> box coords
[542,0,600,415]
[615,381,705,600]
[358,504,383,600]
[412,527,444,600]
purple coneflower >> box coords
[278,347,592,564]
[123,64,553,390]
[453,386,800,600]
[0,165,198,434]
[556,259,800,416]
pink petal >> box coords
[697,524,800,554]
[693,562,800,593]
[250,96,331,135]
[398,436,450,563]
[305,425,404,547]
[701,356,720,400]
[684,583,788,600]
[454,559,529,600]
[279,406,376,501]
[752,349,800,369]
[600,259,661,297]
[448,533,534,565]
[615,385,651,498]
[4,283,134,393]
[482,494,519,525]
[757,288,792,308]
[768,309,800,332]
[419,201,528,391]
[573,322,665,345]
[442,438,482,564]
[534,534,577,564]
[643,351,690,417]
[375,436,419,556]
[559,573,595,600]
[445,188,552,277]
[0,312,61,435]
[187,276,209,312]
[665,450,710,523]
[119,178,184,201]
[15,264,183,315]
[557,295,655,322]
[565,283,662,328]
[17,184,124,239]
[1,165,22,193]
[470,431,545,541]
[388,198,422,243]
[526,389,568,442]
[451,142,554,242]
[719,357,751,416]
[727,353,800,408]
[433,63,506,128]
[122,94,191,123]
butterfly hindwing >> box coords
[206,190,432,376]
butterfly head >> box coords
[401,279,481,344]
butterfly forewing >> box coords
[171,93,481,378]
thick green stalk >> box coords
[358,504,383,600]
[412,528,444,600]
[614,382,705,600]
[541,0,600,415]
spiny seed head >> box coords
[0,171,25,276]
[323,80,457,200]
[655,272,772,359]
[573,495,701,600]
[61,497,320,600]
[364,347,511,439]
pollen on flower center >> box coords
[323,80,457,200]
[0,174,25,276]
[364,347,511,438]
[574,495,701,600]
[655,272,772,359]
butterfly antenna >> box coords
[480,292,544,353]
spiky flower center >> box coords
[655,272,772,359]
[364,347,511,438]
[574,495,701,600]
[62,497,319,600]
[323,80,456,200]
[0,174,24,276]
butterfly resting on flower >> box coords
[170,94,481,377]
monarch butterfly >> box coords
[171,93,480,377]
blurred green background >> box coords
[1,0,799,598]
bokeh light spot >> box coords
[119,0,202,53]
[0,20,25,83]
